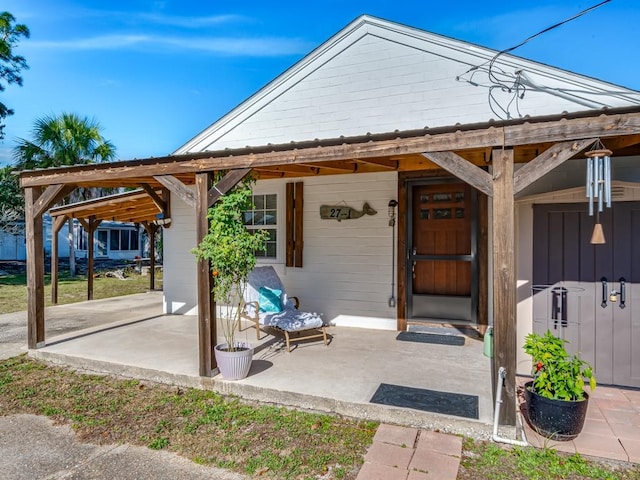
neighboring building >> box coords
[0,216,143,261]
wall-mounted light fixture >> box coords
[154,212,171,226]
[388,199,398,227]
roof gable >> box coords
[176,15,640,154]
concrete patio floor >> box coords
[27,292,493,435]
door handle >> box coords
[601,277,608,308]
[620,277,626,309]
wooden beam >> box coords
[196,172,215,377]
[141,221,159,291]
[298,162,356,173]
[50,215,68,305]
[32,184,75,218]
[492,148,516,425]
[421,152,493,197]
[20,111,640,188]
[207,168,251,207]
[353,158,398,170]
[140,183,167,211]
[25,187,45,349]
[513,139,597,195]
[254,165,319,175]
[85,217,102,301]
[154,175,196,209]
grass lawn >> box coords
[1,357,639,480]
[0,271,162,315]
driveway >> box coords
[0,292,163,360]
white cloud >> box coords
[27,34,311,56]
[136,13,248,29]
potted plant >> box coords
[193,177,268,380]
[523,330,596,440]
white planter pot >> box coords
[214,342,253,380]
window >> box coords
[108,228,140,251]
[76,226,88,250]
[244,193,277,258]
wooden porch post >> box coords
[141,222,159,291]
[492,148,516,425]
[196,172,216,376]
[50,216,68,304]
[25,186,45,348]
[81,216,102,301]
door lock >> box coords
[609,290,618,303]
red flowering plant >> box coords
[523,330,596,401]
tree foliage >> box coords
[12,113,117,203]
[0,113,117,235]
[13,113,116,170]
[0,11,30,140]
[0,165,23,235]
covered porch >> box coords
[19,107,640,425]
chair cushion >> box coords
[258,286,283,313]
[260,309,323,332]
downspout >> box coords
[492,367,528,447]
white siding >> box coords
[163,190,198,315]
[283,171,397,329]
[163,172,398,329]
[178,16,640,155]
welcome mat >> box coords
[396,331,465,346]
[370,383,479,419]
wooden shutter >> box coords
[286,182,304,267]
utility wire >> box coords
[457,0,612,119]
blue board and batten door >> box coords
[533,202,640,388]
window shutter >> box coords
[286,182,304,267]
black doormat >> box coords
[396,331,465,346]
[370,383,479,419]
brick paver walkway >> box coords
[356,424,462,480]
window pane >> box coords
[130,231,139,250]
[253,195,264,209]
[265,242,277,257]
[434,208,452,219]
[265,194,277,209]
[110,230,119,250]
[265,210,277,225]
[243,212,253,225]
[120,230,130,250]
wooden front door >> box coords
[533,202,640,388]
[407,181,477,323]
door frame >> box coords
[404,176,479,326]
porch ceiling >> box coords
[48,189,162,223]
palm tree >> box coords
[13,113,117,274]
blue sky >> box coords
[1,0,638,166]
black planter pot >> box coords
[524,381,589,441]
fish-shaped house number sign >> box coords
[319,202,377,221]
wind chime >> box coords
[585,141,612,244]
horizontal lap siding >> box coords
[162,173,398,328]
[163,191,198,315]
[197,33,608,152]
[281,172,397,328]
